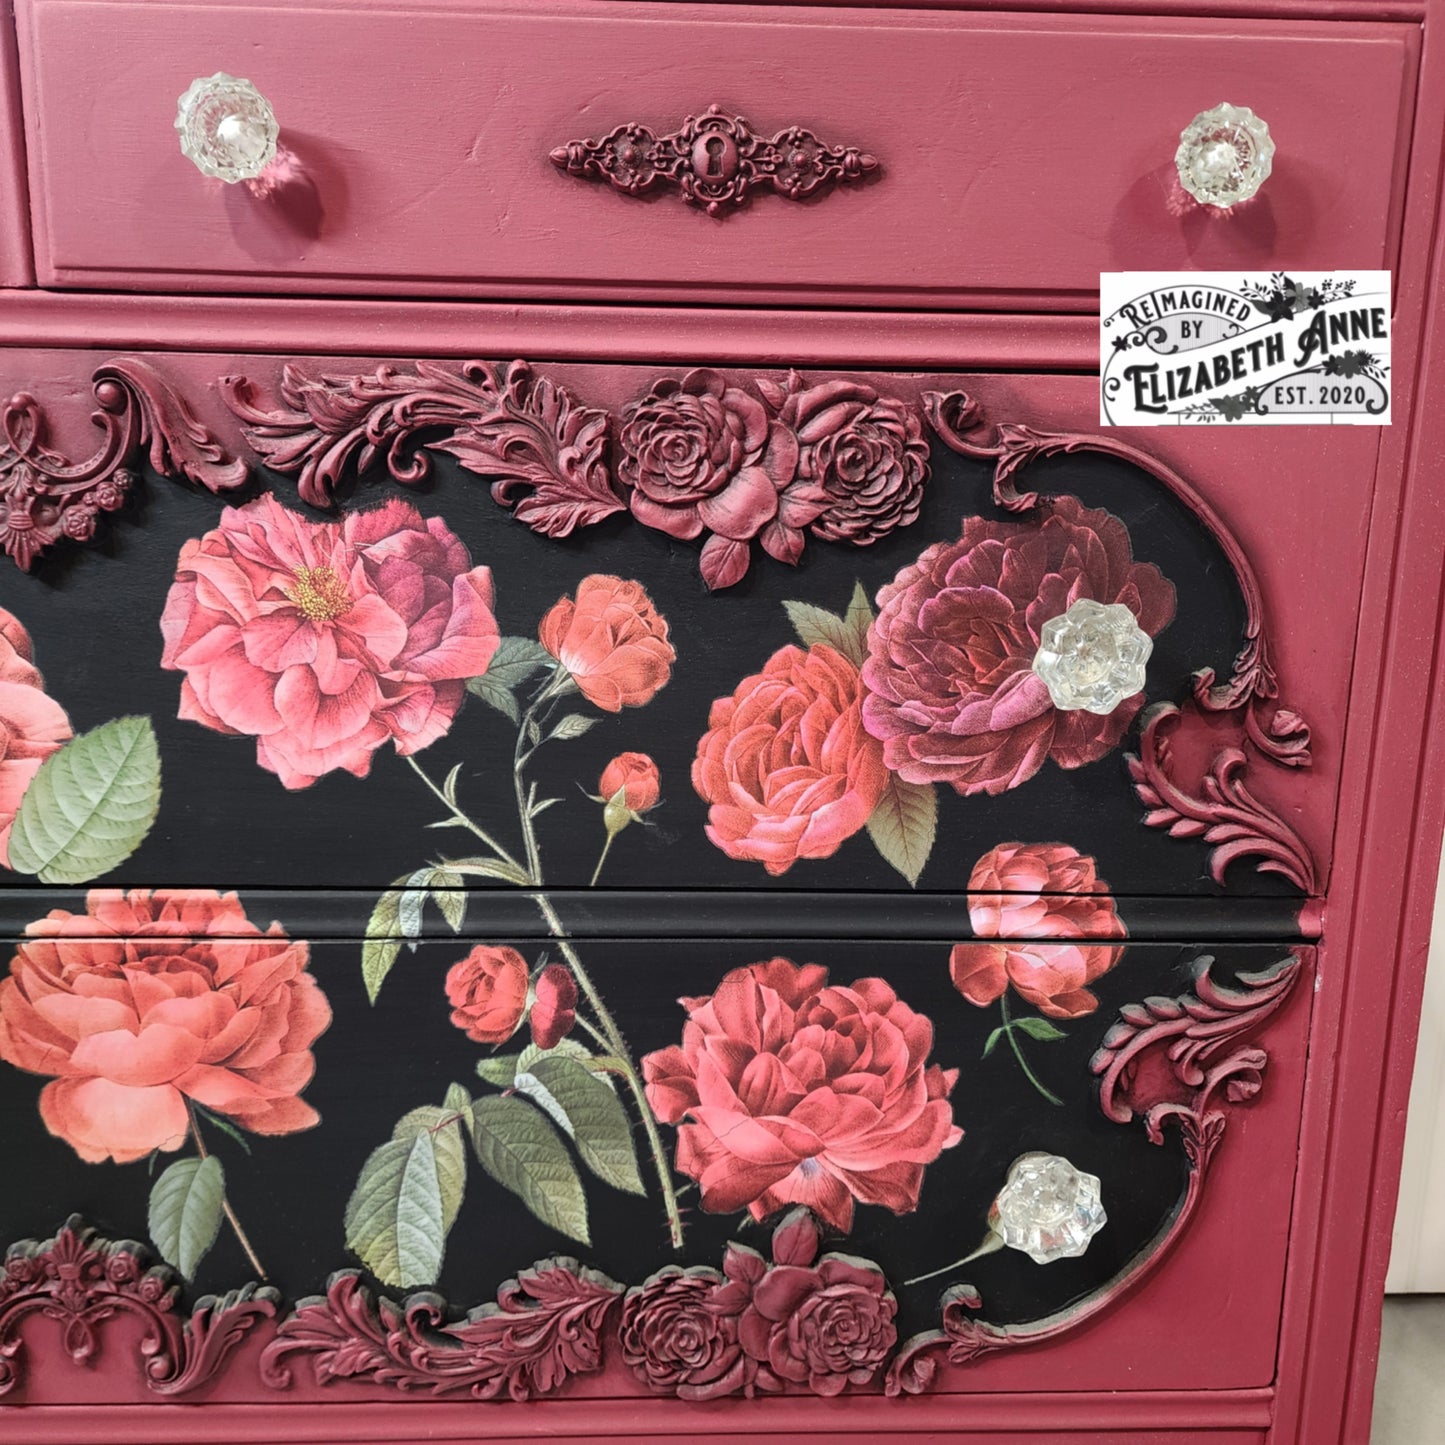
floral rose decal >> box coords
[622,1209,896,1399]
[160,494,500,789]
[0,606,72,868]
[642,958,961,1231]
[956,842,1126,1019]
[0,889,330,1163]
[618,369,798,590]
[599,751,661,815]
[538,574,675,712]
[692,644,886,877]
[862,495,1176,796]
[445,944,530,1044]
[530,962,578,1051]
[760,374,930,548]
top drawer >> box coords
[17,0,1417,306]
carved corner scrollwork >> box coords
[0,359,248,570]
[549,105,879,215]
[887,952,1305,1395]
[923,389,1317,893]
[0,1216,278,1396]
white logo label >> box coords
[1101,271,1391,426]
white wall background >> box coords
[1387,837,1445,1292]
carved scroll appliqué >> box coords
[549,105,879,215]
[0,360,247,570]
[0,1216,277,1396]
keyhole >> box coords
[704,137,726,178]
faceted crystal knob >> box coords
[1032,598,1152,714]
[176,73,279,182]
[989,1153,1107,1265]
[1175,103,1274,208]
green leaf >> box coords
[866,773,937,887]
[476,1053,520,1087]
[843,581,875,660]
[468,672,521,724]
[516,1037,595,1072]
[430,867,466,932]
[467,637,553,723]
[467,1094,590,1244]
[1013,1017,1068,1042]
[8,716,161,883]
[482,636,554,691]
[148,1155,224,1281]
[983,1027,1004,1059]
[392,1105,468,1233]
[397,867,434,946]
[361,887,405,1004]
[344,1103,468,1290]
[528,1054,644,1196]
[782,600,862,664]
[548,714,596,742]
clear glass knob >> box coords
[1175,103,1274,208]
[989,1152,1107,1265]
[1032,597,1152,714]
[175,73,279,182]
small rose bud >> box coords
[598,751,661,835]
[530,963,579,1050]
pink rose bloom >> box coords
[952,842,1126,1019]
[643,958,962,1232]
[692,645,886,877]
[0,606,73,868]
[862,495,1175,796]
[618,370,799,590]
[0,889,330,1163]
[160,494,500,788]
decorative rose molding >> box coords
[923,390,1316,892]
[221,362,932,590]
[549,105,879,215]
[887,951,1305,1394]
[0,359,247,570]
[0,1216,277,1396]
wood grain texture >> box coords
[14,0,1416,305]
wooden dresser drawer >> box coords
[15,0,1417,306]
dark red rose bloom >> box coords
[618,370,799,590]
[953,842,1126,1019]
[758,375,930,551]
[724,1209,896,1397]
[529,963,578,1051]
[642,959,961,1232]
[692,645,887,877]
[861,495,1175,796]
[620,1266,749,1401]
[445,945,529,1044]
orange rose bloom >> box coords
[692,644,887,876]
[538,575,675,712]
[445,945,530,1044]
[600,752,662,813]
[0,890,330,1164]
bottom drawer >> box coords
[0,908,1311,1408]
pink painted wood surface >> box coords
[0,4,33,286]
[1271,0,1445,1440]
[17,0,1416,307]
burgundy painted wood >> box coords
[14,0,1417,308]
[1,0,1444,1441]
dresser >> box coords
[0,2,1442,1443]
